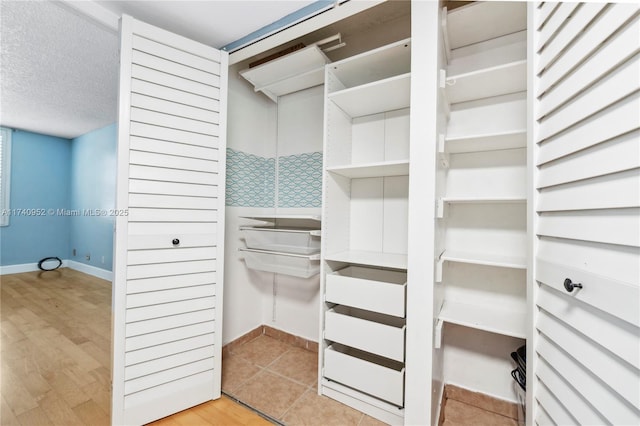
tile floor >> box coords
[222,334,520,426]
[221,334,388,426]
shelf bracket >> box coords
[435,255,445,283]
[435,318,444,349]
[438,134,450,168]
[439,69,447,89]
[436,198,445,219]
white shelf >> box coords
[437,197,526,218]
[442,130,527,154]
[329,73,411,118]
[438,299,526,339]
[327,160,409,179]
[440,249,526,270]
[325,250,407,270]
[239,45,330,102]
[445,2,527,50]
[445,60,526,104]
[329,38,411,90]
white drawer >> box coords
[325,306,405,361]
[324,344,404,406]
[325,266,407,317]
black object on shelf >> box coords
[510,344,526,391]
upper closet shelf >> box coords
[436,249,526,282]
[239,45,330,102]
[443,2,527,52]
[444,60,526,104]
[329,73,411,118]
[329,38,411,90]
[327,160,409,179]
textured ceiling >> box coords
[0,0,315,139]
[0,0,119,139]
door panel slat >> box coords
[131,93,220,124]
[129,165,218,185]
[124,357,214,396]
[130,150,218,173]
[129,179,218,198]
[127,247,217,266]
[127,260,216,280]
[132,64,220,100]
[127,297,216,322]
[132,35,220,75]
[132,50,220,88]
[537,334,639,424]
[127,272,217,294]
[125,321,215,352]
[130,122,219,148]
[130,107,220,136]
[125,333,215,366]
[126,309,215,337]
[125,345,215,381]
[537,311,640,408]
[131,79,219,112]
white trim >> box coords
[0,260,112,281]
[67,260,113,281]
[0,259,69,275]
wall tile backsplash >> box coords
[226,149,322,208]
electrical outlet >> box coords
[86,254,91,261]
[72,248,76,256]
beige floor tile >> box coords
[443,399,517,426]
[222,353,261,394]
[282,388,364,426]
[268,347,318,387]
[234,370,306,419]
[231,335,291,367]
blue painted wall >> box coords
[69,124,117,271]
[0,130,71,266]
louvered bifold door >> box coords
[531,2,639,426]
[112,15,227,425]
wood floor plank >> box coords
[72,399,110,426]
[16,406,53,426]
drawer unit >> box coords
[324,344,405,406]
[239,248,320,278]
[325,266,407,317]
[324,306,406,362]
[240,226,321,255]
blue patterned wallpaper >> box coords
[226,149,322,208]
[278,152,323,208]
[226,149,275,207]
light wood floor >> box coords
[1,268,272,426]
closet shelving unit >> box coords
[435,2,528,342]
[319,38,411,424]
[239,215,321,278]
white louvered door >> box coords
[531,2,639,425]
[112,15,227,425]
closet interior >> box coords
[226,1,528,424]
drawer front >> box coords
[324,346,404,406]
[325,268,406,317]
[325,309,405,362]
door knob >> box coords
[172,238,180,246]
[563,278,582,293]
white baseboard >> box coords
[0,259,70,275]
[66,260,113,281]
[0,259,112,281]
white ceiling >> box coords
[0,0,316,139]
